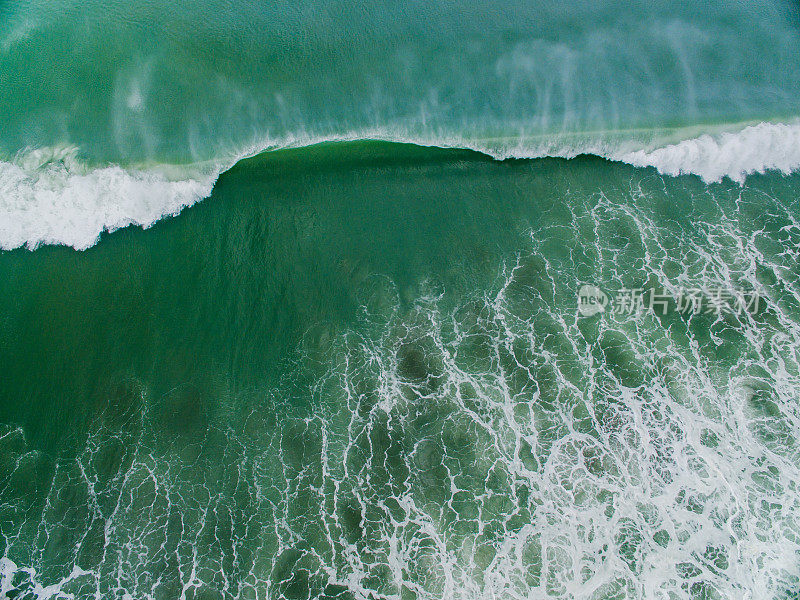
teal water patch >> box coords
[1,144,799,599]
[3,0,800,164]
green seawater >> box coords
[2,0,800,164]
[1,143,799,599]
[3,0,800,597]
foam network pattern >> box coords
[1,172,799,600]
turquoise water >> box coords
[2,1,800,599]
[2,0,800,164]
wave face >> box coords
[2,0,800,249]
[1,149,800,599]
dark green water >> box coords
[1,143,799,599]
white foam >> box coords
[615,121,800,183]
[0,147,221,251]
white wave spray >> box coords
[616,121,800,184]
[0,147,222,251]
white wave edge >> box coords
[2,121,800,251]
[0,148,227,251]
[615,121,800,184]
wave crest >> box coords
[2,121,800,251]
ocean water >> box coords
[1,1,800,599]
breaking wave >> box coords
[2,121,800,251]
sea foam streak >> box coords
[2,121,800,251]
[3,178,800,599]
